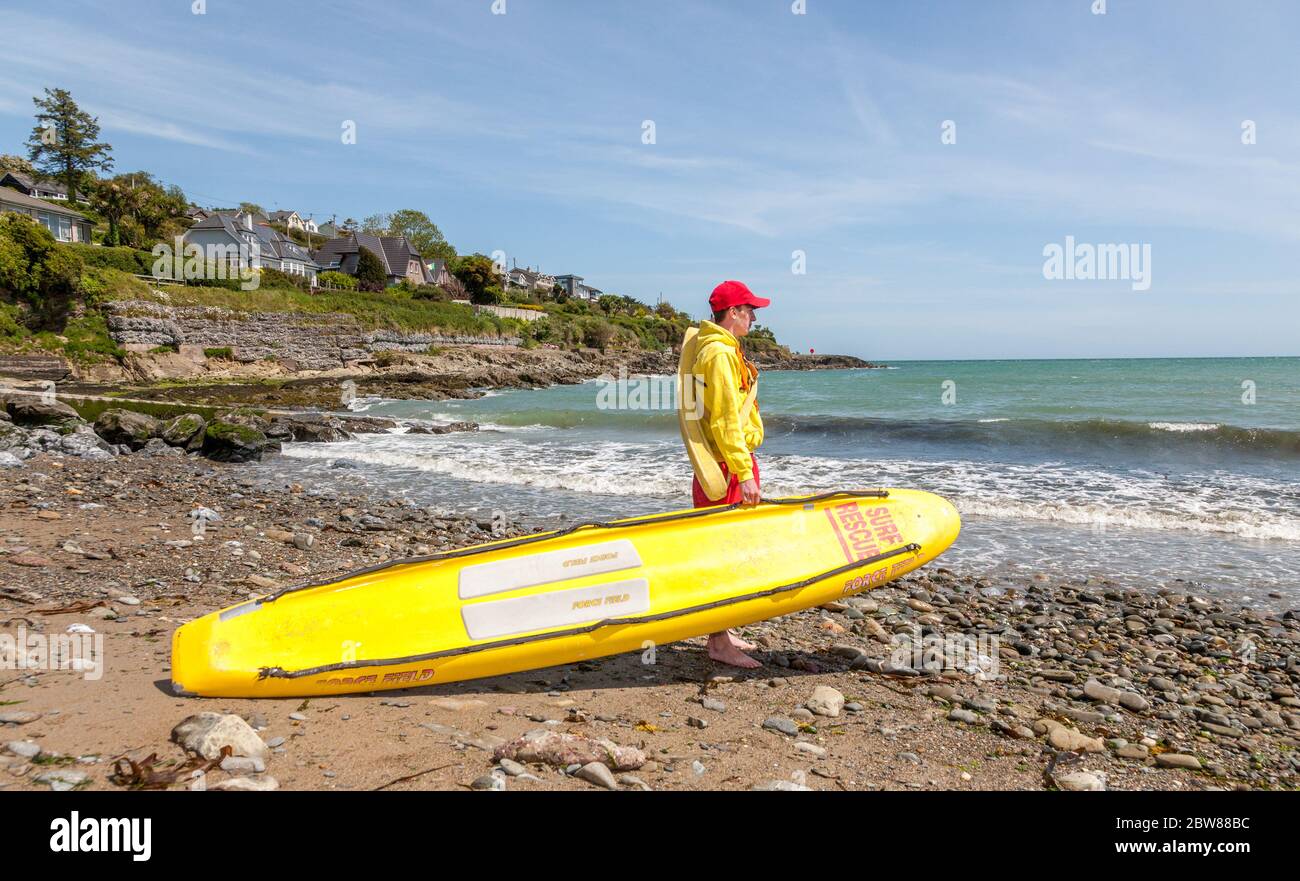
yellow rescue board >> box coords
[170,489,960,698]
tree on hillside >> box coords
[89,177,142,247]
[239,202,265,217]
[0,154,36,176]
[355,246,388,292]
[451,254,501,303]
[90,172,190,247]
[24,88,113,203]
[339,217,358,235]
[388,209,455,259]
[360,213,388,235]
[358,210,455,259]
[597,294,621,315]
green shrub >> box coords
[204,346,234,360]
[184,269,245,292]
[581,318,616,351]
[59,243,148,274]
[259,266,309,291]
[318,270,356,290]
[0,214,83,311]
[0,302,29,343]
[411,284,449,301]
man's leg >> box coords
[699,455,761,669]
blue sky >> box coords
[1,0,1297,360]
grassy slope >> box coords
[5,259,792,365]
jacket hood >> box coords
[696,320,740,351]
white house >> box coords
[506,265,558,293]
[182,211,319,284]
[0,187,93,242]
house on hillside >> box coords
[427,259,467,297]
[506,265,557,293]
[313,233,432,286]
[0,187,93,242]
[182,211,319,284]
[0,171,90,204]
[268,210,319,234]
[553,274,602,300]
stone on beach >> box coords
[172,713,270,761]
[1057,771,1107,791]
[208,775,280,791]
[94,408,161,450]
[161,413,207,449]
[576,761,620,790]
[201,420,270,462]
[34,769,88,791]
[1154,753,1202,770]
[1042,721,1106,754]
[806,685,845,718]
[494,729,644,772]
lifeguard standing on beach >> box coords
[675,280,770,668]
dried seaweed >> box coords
[110,745,230,790]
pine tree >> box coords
[25,88,113,203]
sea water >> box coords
[264,357,1300,609]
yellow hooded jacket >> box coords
[692,320,764,483]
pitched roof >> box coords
[250,222,315,264]
[313,233,427,280]
[0,171,69,197]
[0,185,88,219]
[268,210,297,222]
[185,212,317,266]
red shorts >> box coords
[692,454,759,507]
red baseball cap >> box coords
[709,280,771,312]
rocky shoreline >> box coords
[1,453,1296,792]
[32,338,880,412]
[0,387,480,468]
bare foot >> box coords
[707,632,762,668]
[727,629,757,651]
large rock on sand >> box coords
[94,408,161,449]
[161,413,206,449]
[5,396,82,429]
[202,420,269,462]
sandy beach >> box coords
[2,452,1296,792]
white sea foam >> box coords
[1148,422,1221,432]
[282,436,1300,544]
